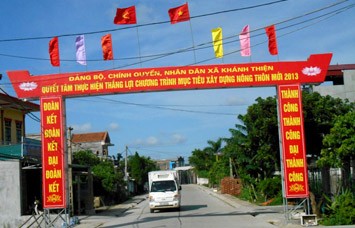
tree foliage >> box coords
[128,152,158,193]
[73,150,122,200]
[188,148,215,177]
[318,111,355,189]
[188,91,354,204]
[92,160,119,193]
[73,150,100,166]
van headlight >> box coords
[149,195,155,202]
[173,194,180,201]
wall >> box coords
[73,142,103,156]
[0,160,23,227]
[313,70,355,102]
[3,109,24,144]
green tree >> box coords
[189,148,215,178]
[302,92,354,158]
[128,152,157,193]
[92,160,118,193]
[205,138,223,160]
[73,150,124,202]
[223,124,252,182]
[73,150,100,166]
[302,92,354,195]
[237,96,279,179]
[208,158,229,187]
[318,111,355,190]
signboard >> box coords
[278,84,309,198]
[7,53,332,99]
[40,96,66,208]
[6,53,332,208]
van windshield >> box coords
[151,180,177,192]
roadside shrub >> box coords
[321,190,355,226]
[257,177,281,200]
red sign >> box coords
[40,97,66,208]
[7,53,331,99]
[278,84,309,198]
[8,53,331,205]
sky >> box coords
[0,0,354,161]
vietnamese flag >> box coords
[168,3,190,24]
[114,6,137,24]
[101,34,114,60]
[49,37,60,66]
[265,25,278,55]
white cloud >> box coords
[108,122,120,131]
[146,136,159,145]
[171,133,186,144]
[71,123,92,132]
[225,96,248,106]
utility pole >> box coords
[124,146,128,181]
[124,146,129,196]
[229,157,233,177]
[67,127,74,216]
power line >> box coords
[93,96,241,116]
[0,1,352,68]
[0,0,289,43]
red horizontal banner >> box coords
[278,84,309,198]
[7,53,331,99]
[41,97,66,208]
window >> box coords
[16,121,22,143]
[4,119,11,144]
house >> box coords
[312,64,355,102]
[71,131,114,158]
[0,92,41,227]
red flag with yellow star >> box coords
[168,3,190,24]
[114,6,137,24]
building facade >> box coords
[312,64,355,102]
[71,131,114,158]
[0,93,41,227]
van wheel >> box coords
[150,209,154,213]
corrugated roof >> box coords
[71,132,108,143]
[0,92,39,112]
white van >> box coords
[148,170,181,213]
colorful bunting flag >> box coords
[168,3,190,24]
[211,27,223,58]
[75,35,87,65]
[265,25,278,55]
[49,37,60,67]
[114,6,137,25]
[239,25,251,57]
[101,34,114,60]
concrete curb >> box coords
[197,185,301,228]
[75,195,147,228]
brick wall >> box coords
[220,177,242,196]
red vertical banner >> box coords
[278,84,309,198]
[40,96,66,208]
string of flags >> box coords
[48,3,278,67]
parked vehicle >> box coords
[148,170,181,213]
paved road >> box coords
[76,184,304,228]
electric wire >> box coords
[0,1,351,64]
[2,1,352,91]
[0,0,352,141]
[92,96,240,116]
[0,0,289,43]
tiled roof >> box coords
[71,132,108,143]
